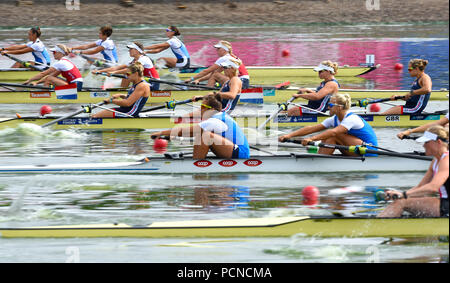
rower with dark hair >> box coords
[0,26,51,67]
[144,25,190,69]
[151,93,250,159]
[70,25,119,63]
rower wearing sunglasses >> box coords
[144,26,190,69]
[279,93,378,156]
[151,93,250,159]
[92,62,150,118]
[382,59,431,115]
[287,61,340,116]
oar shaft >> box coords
[258,96,296,131]
[2,53,48,71]
[0,82,53,90]
[352,96,405,107]
[41,101,106,128]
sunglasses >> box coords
[408,67,414,71]
[165,29,173,32]
[328,102,343,108]
[201,104,212,109]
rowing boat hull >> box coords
[0,153,431,174]
[0,89,448,104]
[0,113,445,130]
[0,65,377,82]
[0,216,447,238]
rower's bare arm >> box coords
[113,86,145,107]
[24,67,56,84]
[189,65,219,82]
[71,42,97,50]
[407,156,448,197]
[398,116,450,139]
[2,44,27,51]
[95,65,127,74]
[283,124,326,139]
[310,125,347,141]
[144,42,170,53]
[3,46,34,55]
[80,46,104,56]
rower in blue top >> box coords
[279,93,378,156]
[288,60,340,116]
[151,93,250,160]
[70,26,119,64]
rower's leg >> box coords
[193,131,234,159]
[91,109,115,118]
[377,197,440,218]
[162,57,177,68]
[43,76,69,87]
[207,72,228,87]
[11,62,23,68]
[332,134,364,156]
[287,107,301,116]
[381,106,402,115]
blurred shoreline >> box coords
[0,0,448,27]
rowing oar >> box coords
[0,82,53,90]
[41,101,106,128]
[257,96,296,131]
[74,53,116,68]
[282,139,432,161]
[141,97,203,113]
[0,53,48,71]
[94,72,218,90]
[352,96,405,107]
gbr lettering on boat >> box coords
[385,115,400,122]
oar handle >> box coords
[141,97,202,113]
[401,135,419,140]
[352,96,405,107]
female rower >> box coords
[151,93,250,160]
[0,27,51,67]
[185,41,250,89]
[144,26,190,69]
[397,112,449,140]
[287,61,340,116]
[92,62,150,118]
[24,44,83,91]
[92,42,160,89]
[70,26,119,64]
[278,93,378,156]
[381,59,431,115]
[378,126,449,218]
[192,58,243,114]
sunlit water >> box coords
[0,24,448,263]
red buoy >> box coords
[369,103,381,113]
[40,105,52,116]
[281,49,290,57]
[302,186,319,202]
[153,138,168,153]
[394,63,403,71]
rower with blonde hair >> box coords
[279,93,378,156]
[288,60,340,116]
[382,59,431,115]
[186,40,250,89]
[378,125,449,218]
[24,44,84,90]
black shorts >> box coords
[440,198,449,217]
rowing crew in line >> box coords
[285,59,432,117]
[92,41,161,89]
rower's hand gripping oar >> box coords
[257,96,296,131]
[282,139,432,161]
[41,101,107,128]
[0,53,48,71]
[141,96,203,113]
[352,96,405,107]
